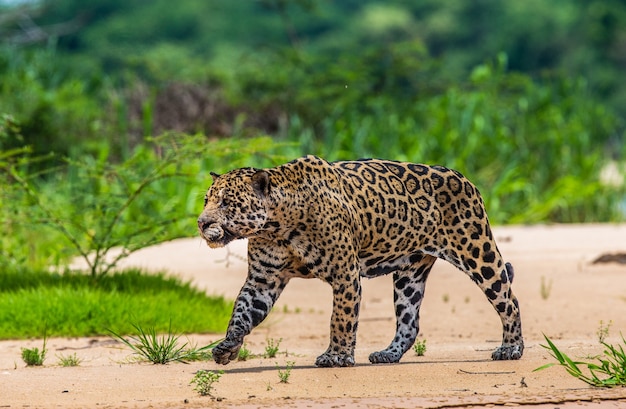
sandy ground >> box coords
[2,224,626,408]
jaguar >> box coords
[197,155,523,367]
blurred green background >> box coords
[1,0,625,271]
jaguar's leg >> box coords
[488,261,524,360]
[315,263,362,368]
[450,241,524,360]
[369,254,436,364]
[212,242,291,365]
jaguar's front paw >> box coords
[368,349,402,364]
[212,338,243,365]
[315,352,355,367]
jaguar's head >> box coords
[197,168,270,248]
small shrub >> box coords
[277,361,295,383]
[265,338,282,358]
[109,321,217,364]
[57,353,81,367]
[413,339,427,356]
[21,335,47,366]
[190,370,223,396]
[21,346,46,366]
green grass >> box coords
[0,268,233,339]
[535,334,626,387]
[237,343,253,361]
[109,321,219,364]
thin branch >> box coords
[458,369,516,375]
[7,166,94,272]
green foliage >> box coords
[272,52,624,224]
[0,268,232,339]
[0,47,107,160]
[109,321,219,364]
[1,134,289,271]
[1,2,625,282]
[277,361,295,383]
[5,134,200,276]
[57,353,82,367]
[413,339,427,357]
[21,346,46,366]
[21,335,47,366]
[0,114,23,147]
[264,338,282,358]
[12,0,624,117]
[237,344,252,361]
[535,334,626,387]
[190,370,223,397]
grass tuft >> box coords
[264,338,282,358]
[21,345,46,366]
[109,321,219,364]
[237,343,252,361]
[21,331,47,366]
[57,353,82,367]
[277,361,295,383]
[534,333,626,387]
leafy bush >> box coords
[1,133,291,272]
[21,338,47,366]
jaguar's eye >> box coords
[220,197,229,208]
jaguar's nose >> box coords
[197,216,213,231]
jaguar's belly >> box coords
[359,252,425,278]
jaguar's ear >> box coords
[251,170,270,198]
[210,172,220,183]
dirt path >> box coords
[2,224,626,408]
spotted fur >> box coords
[198,155,523,367]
